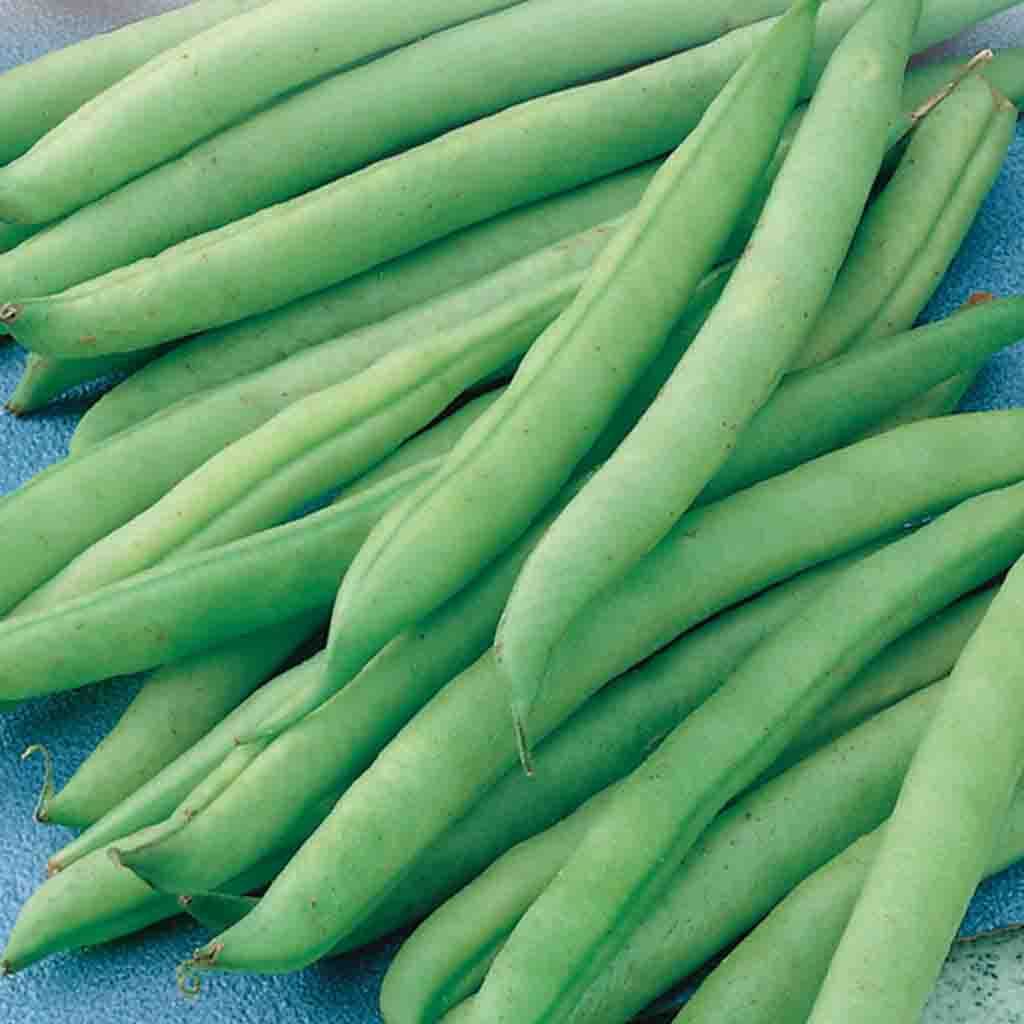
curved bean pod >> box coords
[0,0,524,224]
[495,0,922,736]
[360,577,993,956]
[18,262,583,614]
[410,679,955,1024]
[324,0,820,715]
[0,462,431,703]
[5,349,163,416]
[809,552,1024,1024]
[0,0,272,167]
[42,392,499,829]
[674,778,1024,1024]
[0,221,611,617]
[794,71,1002,369]
[185,411,1024,976]
[39,617,323,830]
[468,478,1024,1024]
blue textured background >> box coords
[2,4,1024,1022]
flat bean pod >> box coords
[0,0,272,167]
[495,0,923,734]
[324,0,819,713]
[185,411,1024,976]
[0,462,431,703]
[809,551,1024,1024]
[468,477,1024,1024]
[675,776,1024,1024]
[0,0,526,224]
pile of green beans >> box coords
[4,1,1024,1021]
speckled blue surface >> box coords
[2,4,1024,1023]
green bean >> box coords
[0,0,527,225]
[18,257,588,616]
[0,0,830,314]
[495,0,923,741]
[855,91,1018,344]
[0,0,274,168]
[0,462,431,703]
[468,476,1024,1024]
[809,554,1024,1024]
[178,892,258,937]
[184,411,1024,976]
[674,776,1024,1024]
[0,830,305,975]
[901,47,1024,113]
[39,616,323,830]
[0,0,939,360]
[344,545,897,952]
[3,0,1012,356]
[69,47,1024,449]
[0,222,36,258]
[324,0,818,723]
[794,72,1003,369]
[418,680,956,1024]
[118,536,873,902]
[70,162,659,453]
[5,349,163,415]
[0,223,612,617]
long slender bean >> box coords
[68,48,1024,446]
[794,71,1003,369]
[17,254,589,615]
[323,0,818,722]
[0,0,825,310]
[495,0,923,739]
[467,478,1024,1024]
[183,411,1024,976]
[0,462,432,703]
[3,0,1002,358]
[674,777,1024,1024]
[0,220,615,617]
[70,162,659,451]
[396,676,958,1024]
[808,552,1024,1024]
[0,0,273,167]
[0,0,526,224]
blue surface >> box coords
[2,4,1024,1023]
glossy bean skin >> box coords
[185,411,1024,976]
[324,0,820,718]
[809,552,1024,1024]
[467,478,1024,1024]
[495,0,923,735]
[0,0,524,225]
[674,778,1024,1024]
[0,0,272,167]
[0,463,432,703]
